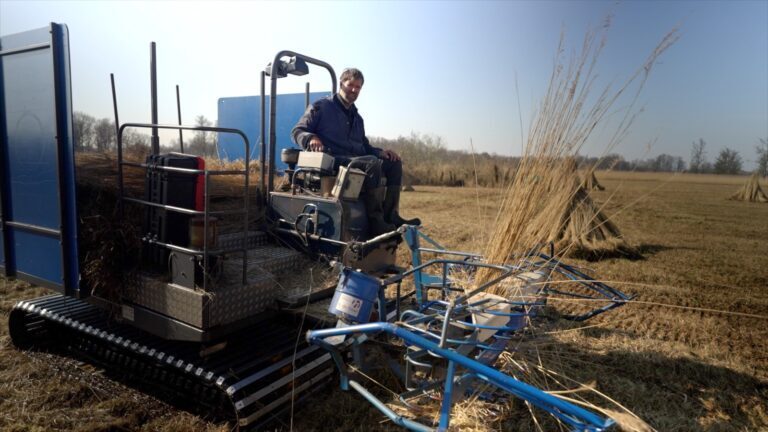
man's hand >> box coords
[380,149,401,162]
[308,136,324,152]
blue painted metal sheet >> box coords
[0,23,80,296]
[217,92,330,170]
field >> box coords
[1,171,767,431]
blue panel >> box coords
[217,92,331,170]
[0,24,79,295]
[13,230,63,283]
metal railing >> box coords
[117,123,253,289]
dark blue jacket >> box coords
[291,94,382,158]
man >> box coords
[291,67,420,235]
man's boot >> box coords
[362,187,395,236]
[384,186,421,226]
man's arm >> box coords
[364,136,401,161]
[291,103,321,150]
[362,135,383,158]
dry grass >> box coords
[1,174,768,430]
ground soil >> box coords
[1,171,766,431]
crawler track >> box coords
[9,294,333,429]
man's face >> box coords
[340,78,363,105]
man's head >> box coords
[339,68,364,106]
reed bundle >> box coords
[729,172,768,202]
[581,168,605,191]
[478,23,677,285]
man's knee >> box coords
[382,159,403,186]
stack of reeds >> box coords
[581,168,605,191]
[479,23,676,278]
[729,172,768,202]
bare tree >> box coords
[690,138,707,173]
[713,148,742,175]
[73,111,96,150]
[188,115,217,157]
[757,137,768,178]
[123,130,150,151]
[93,118,115,151]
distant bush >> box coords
[370,133,519,187]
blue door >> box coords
[0,23,80,296]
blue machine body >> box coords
[329,268,380,323]
[0,23,80,297]
[217,91,330,169]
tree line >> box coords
[72,112,218,157]
[690,138,768,177]
[73,111,768,184]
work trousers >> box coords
[335,155,402,190]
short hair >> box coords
[340,68,364,85]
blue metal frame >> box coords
[308,323,614,431]
[308,226,631,430]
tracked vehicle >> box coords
[3,23,631,431]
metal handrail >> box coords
[116,122,253,288]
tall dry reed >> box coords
[478,22,678,286]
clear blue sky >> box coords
[2,0,766,168]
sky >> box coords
[1,0,767,168]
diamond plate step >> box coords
[218,231,269,251]
[224,244,305,277]
[128,242,306,329]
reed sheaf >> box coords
[481,23,678,277]
[729,172,768,202]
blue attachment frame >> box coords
[307,323,614,432]
[514,251,634,321]
[312,226,632,430]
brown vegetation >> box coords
[3,173,767,431]
[582,168,605,191]
[729,172,768,203]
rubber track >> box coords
[9,294,334,429]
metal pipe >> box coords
[176,84,184,152]
[203,168,209,291]
[110,73,124,218]
[268,50,337,196]
[4,221,61,238]
[150,42,159,155]
[259,71,266,204]
[347,380,432,432]
[308,323,614,431]
[305,81,310,107]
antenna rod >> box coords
[111,73,124,218]
[150,42,159,154]
[110,73,120,141]
[176,84,184,153]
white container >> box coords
[297,152,334,172]
[332,166,366,200]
